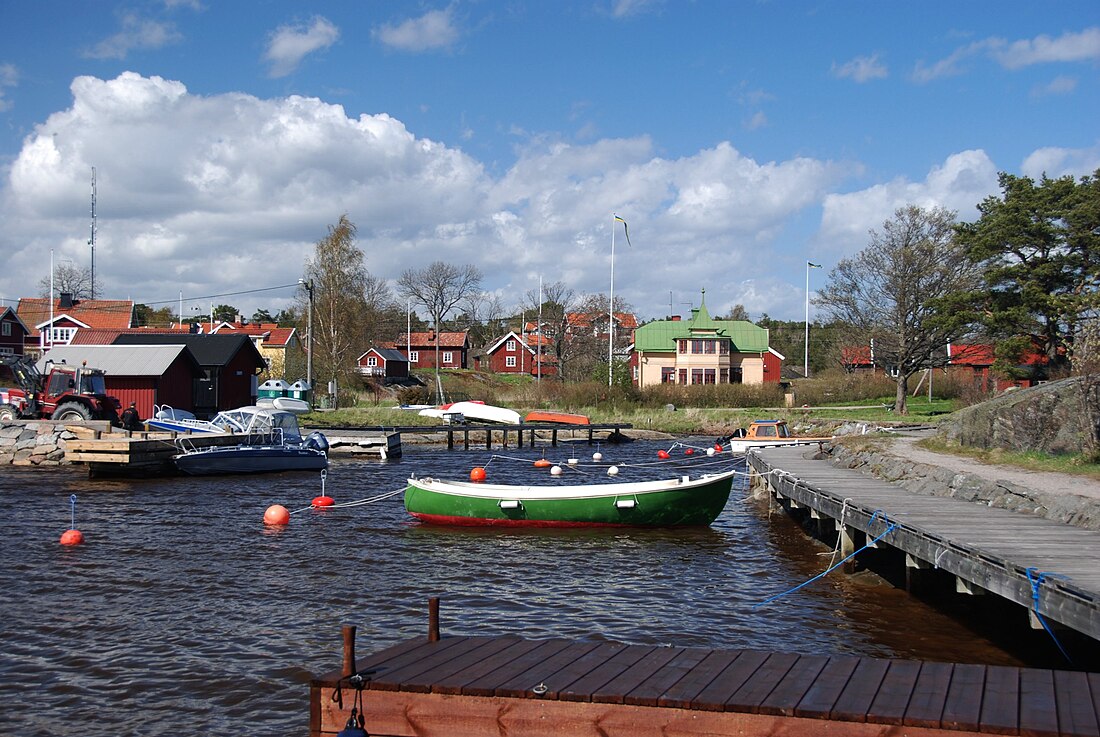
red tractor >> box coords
[0,355,122,424]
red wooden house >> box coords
[480,331,557,376]
[357,346,410,382]
[395,331,470,369]
[947,343,1048,391]
[0,307,29,357]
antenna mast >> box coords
[89,166,97,299]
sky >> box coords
[1,1,1098,328]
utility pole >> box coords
[88,167,97,299]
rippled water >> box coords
[0,439,1042,735]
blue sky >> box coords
[1,1,1097,325]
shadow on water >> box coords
[0,439,1093,735]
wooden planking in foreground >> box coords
[310,635,1100,737]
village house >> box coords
[947,342,1048,391]
[394,331,470,369]
[0,307,29,357]
[211,321,301,381]
[478,330,557,376]
[356,346,410,383]
[631,293,777,387]
[565,310,638,343]
[16,294,134,355]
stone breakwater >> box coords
[0,422,73,466]
[827,439,1100,532]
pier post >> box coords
[447,429,454,450]
[463,428,469,450]
[341,624,357,676]
[428,597,440,641]
[551,428,557,447]
[836,522,857,574]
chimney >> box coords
[671,315,681,321]
[59,292,74,309]
[428,328,436,342]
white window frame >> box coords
[1,322,10,337]
[506,340,516,351]
[409,351,419,362]
[505,356,517,368]
[366,356,378,367]
[442,351,454,364]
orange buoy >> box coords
[60,529,84,546]
[312,495,335,508]
[657,449,670,459]
[714,443,724,452]
[263,504,291,526]
[685,448,695,456]
[470,467,487,482]
[533,459,552,468]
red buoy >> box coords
[311,496,335,508]
[263,504,291,526]
[685,448,695,455]
[714,443,724,452]
[60,529,84,546]
[533,459,552,468]
[470,467,487,482]
[657,450,670,459]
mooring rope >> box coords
[1025,567,1074,664]
[288,487,406,515]
[753,509,899,608]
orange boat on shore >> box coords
[524,411,591,425]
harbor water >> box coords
[0,439,1062,735]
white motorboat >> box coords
[417,400,521,425]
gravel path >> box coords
[884,428,1100,501]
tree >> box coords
[815,205,982,414]
[301,215,381,407]
[132,303,176,328]
[398,261,482,400]
[955,170,1100,375]
[521,280,578,380]
[38,262,93,300]
[212,304,239,323]
[720,304,751,321]
[251,308,274,324]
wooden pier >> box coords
[320,422,633,450]
[746,444,1100,642]
[310,624,1100,736]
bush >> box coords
[395,385,430,405]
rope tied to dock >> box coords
[754,509,899,609]
[1025,567,1074,664]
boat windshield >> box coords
[777,423,790,438]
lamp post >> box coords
[805,261,822,378]
[298,278,314,391]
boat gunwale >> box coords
[406,469,737,501]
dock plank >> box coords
[904,661,953,728]
[979,665,1020,735]
[431,637,544,696]
[622,647,711,707]
[657,649,742,710]
[1018,667,1058,737]
[691,649,770,711]
[558,644,654,702]
[866,658,921,725]
[941,663,986,732]
[830,657,890,723]
[793,654,860,719]
[724,651,800,713]
[755,653,829,717]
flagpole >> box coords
[608,215,616,387]
[804,261,822,377]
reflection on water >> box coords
[0,440,1064,735]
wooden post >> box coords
[447,429,454,450]
[428,597,440,641]
[486,428,491,450]
[342,624,357,676]
[463,428,469,450]
[551,428,557,447]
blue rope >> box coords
[1025,567,1073,664]
[754,509,898,608]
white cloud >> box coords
[84,14,182,60]
[744,111,767,131]
[819,150,1000,250]
[263,17,340,78]
[1032,75,1078,97]
[992,27,1100,69]
[0,63,17,112]
[374,8,459,52]
[611,0,660,18]
[832,54,888,83]
[1021,143,1100,179]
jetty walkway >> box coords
[747,444,1100,642]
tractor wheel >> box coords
[54,402,93,422]
[0,404,18,422]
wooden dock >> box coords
[319,422,633,450]
[310,628,1100,736]
[746,444,1100,641]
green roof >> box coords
[634,315,770,353]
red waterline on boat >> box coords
[408,512,637,528]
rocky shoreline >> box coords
[0,421,74,466]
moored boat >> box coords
[404,470,736,527]
[524,410,591,425]
[723,419,833,453]
[419,401,522,425]
[173,438,328,475]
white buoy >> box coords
[550,465,563,476]
[607,465,619,476]
[567,458,579,465]
[592,451,603,461]
[707,447,716,457]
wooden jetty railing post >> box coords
[447,429,454,450]
[463,427,469,450]
[341,624,357,676]
[428,597,440,641]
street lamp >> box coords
[805,261,822,378]
[298,278,314,391]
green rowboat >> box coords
[403,470,737,527]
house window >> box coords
[678,340,687,354]
[0,347,13,356]
[506,356,516,368]
[442,351,453,364]
[691,369,704,385]
[409,351,419,362]
[678,368,687,384]
[704,369,716,384]
[367,356,377,367]
[47,327,77,345]
[661,367,675,383]
[719,368,729,383]
[1,322,10,336]
[506,340,516,351]
[692,340,705,354]
[719,341,729,355]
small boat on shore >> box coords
[419,401,522,425]
[524,411,591,425]
[404,470,737,527]
[723,419,833,453]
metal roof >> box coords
[38,344,201,377]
